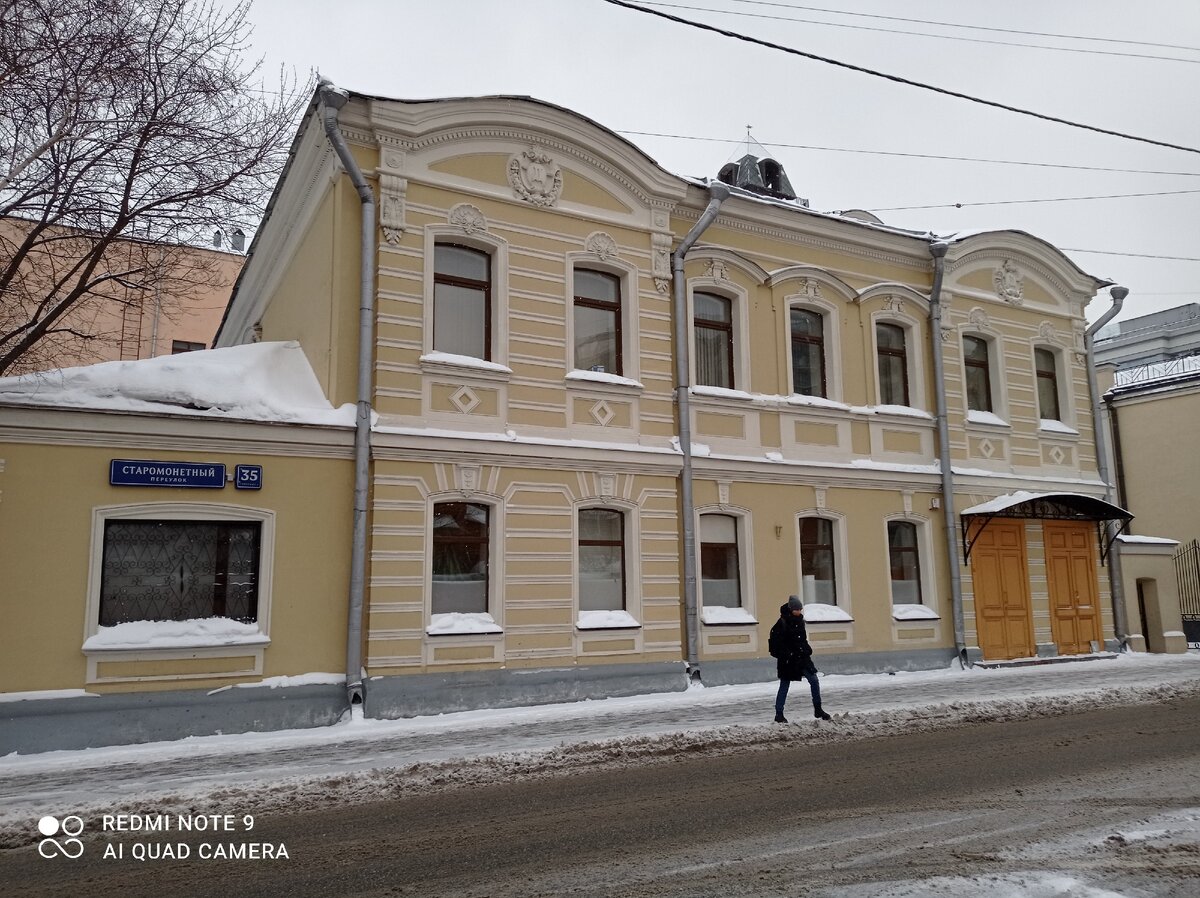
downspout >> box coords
[674,181,730,683]
[927,241,967,667]
[1086,285,1129,648]
[320,81,376,706]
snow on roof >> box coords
[0,341,354,426]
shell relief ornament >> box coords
[508,147,564,207]
[994,260,1024,305]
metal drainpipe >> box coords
[1086,285,1128,648]
[673,181,730,683]
[927,241,967,666]
[320,81,376,706]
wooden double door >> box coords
[971,519,1103,660]
[1043,521,1103,655]
[971,520,1035,661]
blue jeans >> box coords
[776,667,822,716]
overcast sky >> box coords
[237,0,1200,325]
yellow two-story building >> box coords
[2,86,1175,750]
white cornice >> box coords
[676,189,932,274]
[944,232,1106,300]
[0,406,354,458]
[357,97,690,208]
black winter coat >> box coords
[768,603,817,680]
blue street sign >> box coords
[110,459,226,489]
[235,464,263,490]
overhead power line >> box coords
[642,1,1200,63]
[725,0,1200,55]
[600,0,1200,156]
[1062,249,1200,262]
[618,129,1200,177]
[868,188,1200,212]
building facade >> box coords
[0,216,241,373]
[1096,306,1200,649]
[2,89,1172,752]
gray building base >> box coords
[364,661,688,719]
[697,647,961,687]
[1,684,349,755]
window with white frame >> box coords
[963,335,994,413]
[876,322,910,406]
[573,269,622,375]
[99,519,261,626]
[431,501,490,614]
[700,513,742,607]
[694,291,735,389]
[85,503,275,654]
[887,521,923,605]
[433,244,491,360]
[1035,347,1062,421]
[578,508,626,611]
[790,307,826,397]
[799,517,838,604]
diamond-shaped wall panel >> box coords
[590,400,614,427]
[451,386,480,414]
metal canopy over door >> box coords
[1044,521,1103,654]
[970,519,1035,661]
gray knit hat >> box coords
[787,595,803,611]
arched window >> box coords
[876,322,909,406]
[578,508,626,611]
[700,514,742,607]
[574,269,622,375]
[887,521,923,605]
[1035,348,1061,421]
[694,291,735,389]
[790,308,826,397]
[799,517,838,605]
[963,335,993,413]
[431,501,490,614]
[433,244,491,360]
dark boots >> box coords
[814,708,831,720]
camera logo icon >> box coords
[37,815,84,859]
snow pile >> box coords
[0,341,354,426]
[576,610,640,629]
[425,612,502,635]
[81,618,266,650]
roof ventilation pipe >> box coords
[1086,285,1129,648]
[319,80,376,708]
[927,241,967,667]
[673,182,730,684]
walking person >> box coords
[768,594,831,722]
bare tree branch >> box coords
[0,0,309,374]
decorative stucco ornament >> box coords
[379,173,407,245]
[585,231,618,261]
[706,259,728,281]
[508,147,563,207]
[448,203,487,235]
[994,260,1024,305]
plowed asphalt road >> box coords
[5,693,1198,898]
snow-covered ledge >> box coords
[426,612,503,636]
[801,602,854,623]
[892,603,940,621]
[82,618,270,651]
[700,606,758,625]
[419,351,512,382]
[81,617,270,685]
[1038,418,1079,437]
[966,410,1010,429]
[576,610,641,630]
[565,370,644,392]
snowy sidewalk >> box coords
[2,652,1199,826]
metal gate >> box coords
[1174,539,1200,648]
